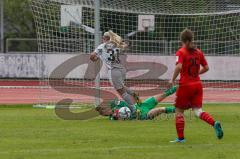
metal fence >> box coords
[4,38,240,56]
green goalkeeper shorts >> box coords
[136,97,158,120]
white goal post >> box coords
[30,0,240,107]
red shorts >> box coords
[175,82,203,110]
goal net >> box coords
[30,0,240,107]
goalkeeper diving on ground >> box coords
[96,86,177,120]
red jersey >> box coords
[176,47,207,84]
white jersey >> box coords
[94,42,124,69]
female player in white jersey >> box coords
[90,30,139,114]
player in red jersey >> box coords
[169,28,223,143]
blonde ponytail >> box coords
[103,30,127,49]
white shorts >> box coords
[109,67,126,90]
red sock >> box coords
[200,112,215,126]
[176,114,185,139]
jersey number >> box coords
[107,49,120,63]
[188,58,199,77]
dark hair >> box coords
[180,28,196,50]
[95,105,112,116]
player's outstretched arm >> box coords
[153,85,178,103]
[169,63,182,87]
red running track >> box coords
[0,80,240,104]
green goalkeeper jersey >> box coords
[109,86,177,120]
[110,97,158,120]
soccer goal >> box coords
[30,0,240,107]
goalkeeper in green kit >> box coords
[96,86,177,120]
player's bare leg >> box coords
[148,107,166,119]
[148,106,175,119]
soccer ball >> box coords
[118,107,131,120]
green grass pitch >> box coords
[0,104,240,159]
